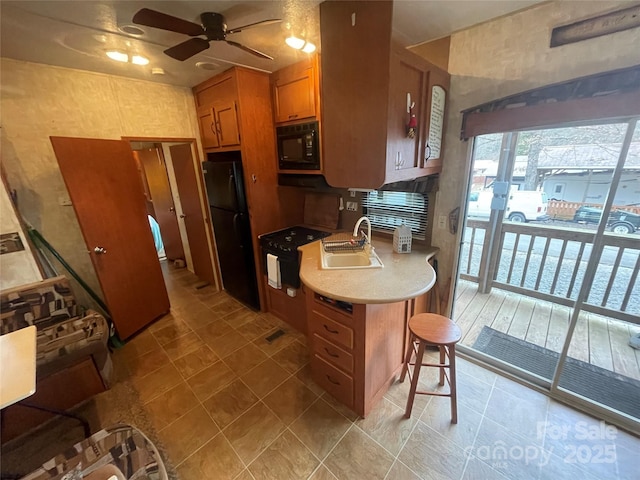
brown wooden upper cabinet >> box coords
[320,1,450,189]
[271,55,320,124]
[194,71,241,151]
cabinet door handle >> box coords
[209,122,216,134]
[326,375,341,386]
[288,114,298,119]
[323,324,339,334]
[324,347,339,358]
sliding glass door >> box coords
[453,117,640,424]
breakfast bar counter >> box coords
[297,236,439,417]
[299,236,438,304]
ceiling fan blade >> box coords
[226,40,273,60]
[164,38,210,61]
[227,18,282,35]
[133,8,205,36]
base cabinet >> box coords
[265,278,308,334]
[306,291,408,417]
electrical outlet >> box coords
[438,215,447,229]
[350,190,356,198]
[346,201,358,211]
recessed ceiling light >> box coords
[106,50,128,62]
[119,25,145,36]
[302,42,316,53]
[285,36,305,50]
[131,55,149,65]
[195,62,220,71]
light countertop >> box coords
[299,236,438,304]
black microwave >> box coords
[276,121,320,171]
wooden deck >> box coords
[453,279,640,381]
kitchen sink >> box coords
[320,247,384,270]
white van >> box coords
[468,190,549,222]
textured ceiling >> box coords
[0,1,543,87]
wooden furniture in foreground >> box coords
[400,313,462,423]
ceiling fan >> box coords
[132,8,281,61]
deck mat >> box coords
[473,326,640,419]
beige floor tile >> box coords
[158,405,220,465]
[143,382,199,430]
[207,330,251,358]
[308,465,338,480]
[320,393,360,422]
[223,402,286,465]
[399,421,468,480]
[126,347,171,378]
[174,344,219,379]
[233,469,254,480]
[149,311,184,333]
[386,460,421,480]
[211,298,244,317]
[181,304,218,330]
[222,342,269,374]
[162,331,204,359]
[119,329,161,361]
[355,397,416,456]
[290,398,353,459]
[462,458,510,480]
[177,433,245,480]
[324,427,394,480]
[271,341,310,373]
[131,363,183,403]
[153,320,193,346]
[235,314,281,341]
[384,378,432,417]
[202,379,259,430]
[187,360,236,401]
[224,309,260,328]
[474,417,540,480]
[241,359,291,398]
[196,318,234,344]
[485,382,548,443]
[199,290,232,308]
[248,429,319,480]
[419,396,483,450]
[263,377,318,425]
[295,364,326,397]
[455,370,494,415]
[456,356,498,386]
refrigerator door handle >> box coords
[233,213,243,248]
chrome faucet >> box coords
[353,216,372,246]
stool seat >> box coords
[409,313,462,345]
[400,313,461,423]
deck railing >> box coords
[460,219,640,324]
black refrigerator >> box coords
[202,154,260,310]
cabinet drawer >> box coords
[312,294,353,324]
[312,334,353,374]
[311,354,354,408]
[310,310,353,350]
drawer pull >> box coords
[323,324,339,334]
[326,375,341,386]
[324,348,339,358]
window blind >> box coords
[361,191,428,240]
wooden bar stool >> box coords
[400,313,462,423]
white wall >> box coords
[427,1,640,301]
[1,58,202,308]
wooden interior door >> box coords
[170,143,217,286]
[50,136,170,339]
[134,148,185,261]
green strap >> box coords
[27,227,111,317]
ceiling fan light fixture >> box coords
[285,35,305,50]
[302,41,316,53]
[106,50,128,62]
[118,25,146,36]
[131,55,150,65]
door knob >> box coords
[93,246,107,254]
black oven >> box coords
[276,121,320,171]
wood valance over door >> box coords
[460,64,640,139]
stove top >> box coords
[260,226,331,254]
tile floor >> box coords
[112,262,638,480]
